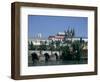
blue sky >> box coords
[28,15,88,38]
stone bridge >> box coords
[28,50,62,66]
[28,50,61,56]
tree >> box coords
[44,41,47,50]
[55,40,61,54]
[38,41,43,55]
[39,41,47,51]
[49,40,55,55]
[72,41,82,61]
[30,41,35,50]
[61,45,71,60]
[55,41,59,49]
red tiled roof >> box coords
[55,35,64,39]
[48,36,55,39]
[48,35,64,40]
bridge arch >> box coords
[54,53,59,60]
[44,53,50,62]
[31,52,39,64]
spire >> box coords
[72,28,75,37]
[67,26,70,34]
[70,28,73,36]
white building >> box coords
[29,30,88,46]
[48,32,88,43]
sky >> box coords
[28,15,88,38]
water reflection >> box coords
[28,58,87,66]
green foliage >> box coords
[72,41,82,61]
[29,41,36,50]
[61,39,83,61]
[39,43,47,50]
[49,40,55,51]
[55,41,60,51]
[61,45,71,60]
